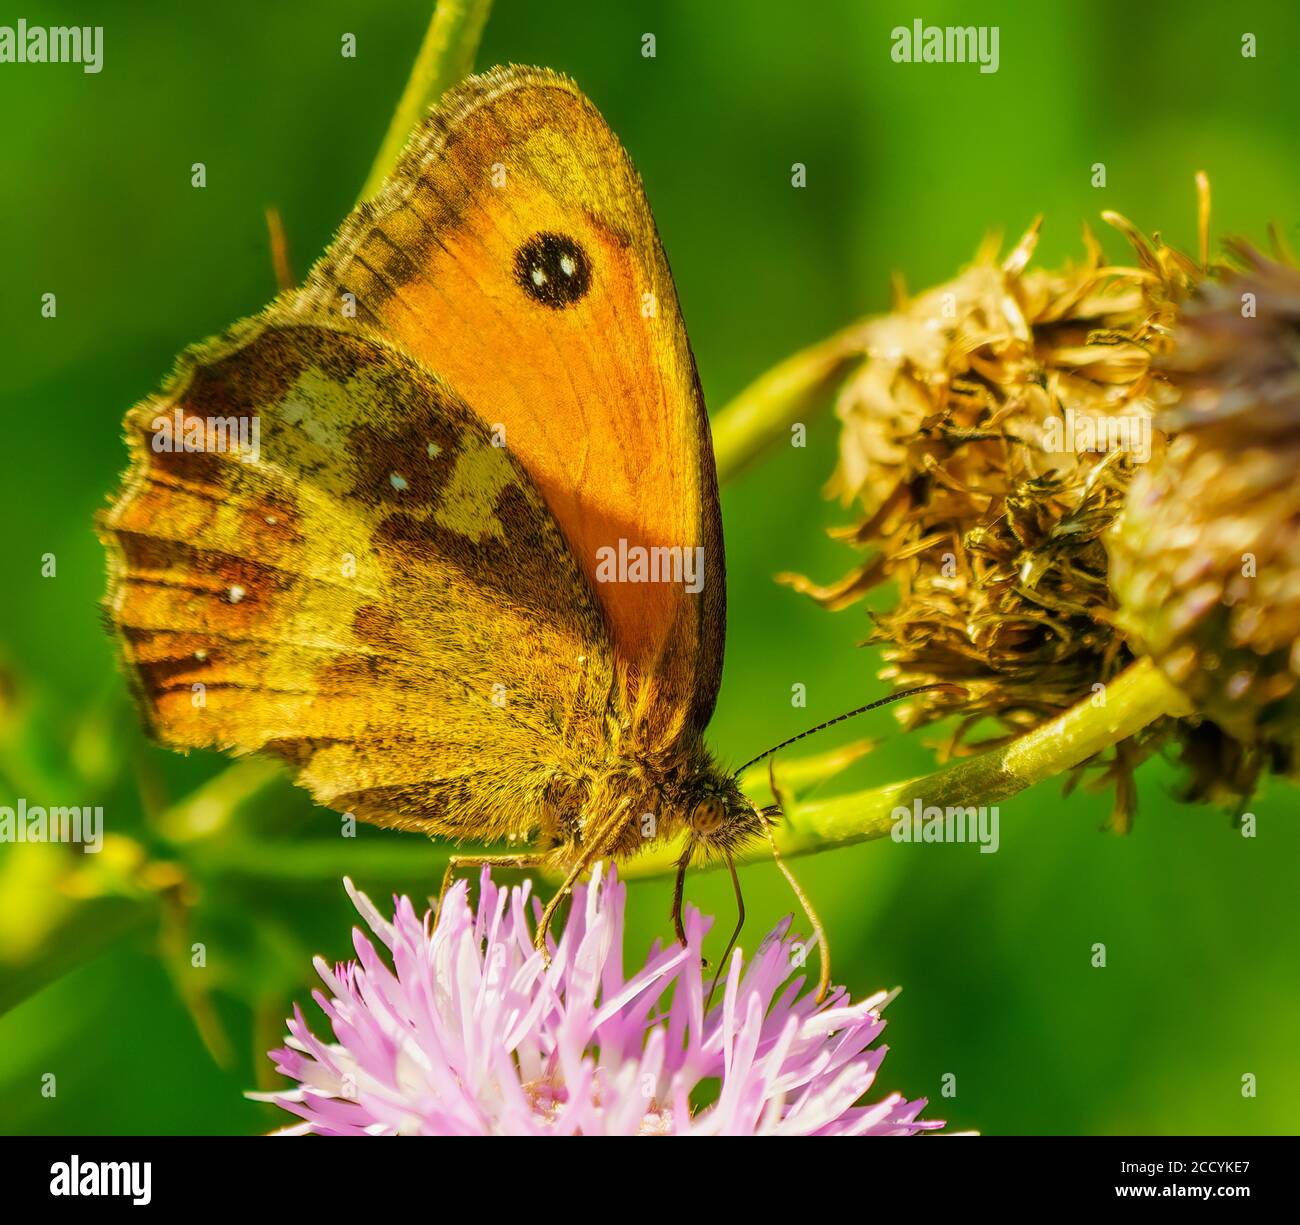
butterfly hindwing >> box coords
[100,319,616,842]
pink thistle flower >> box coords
[260,866,943,1136]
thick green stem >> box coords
[711,320,866,483]
[357,0,494,203]
[618,657,1190,878]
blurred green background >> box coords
[2,0,1298,1136]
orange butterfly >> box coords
[99,67,772,959]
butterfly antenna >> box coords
[733,683,967,777]
[705,852,746,1011]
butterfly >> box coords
[98,65,776,963]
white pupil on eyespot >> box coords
[531,267,547,286]
[559,254,576,277]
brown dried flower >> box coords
[785,214,1200,760]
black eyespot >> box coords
[514,232,591,308]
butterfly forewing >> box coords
[289,66,726,746]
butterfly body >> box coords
[99,67,762,909]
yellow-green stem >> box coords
[711,320,866,483]
[618,656,1190,878]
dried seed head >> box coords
[786,214,1199,754]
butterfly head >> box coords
[682,775,763,862]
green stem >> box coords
[618,657,1190,878]
[357,0,494,203]
[711,320,866,483]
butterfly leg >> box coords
[532,802,633,957]
[532,854,596,961]
[435,852,546,925]
[670,844,692,947]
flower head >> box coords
[787,213,1199,748]
[261,867,941,1136]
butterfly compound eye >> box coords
[690,796,726,836]
[514,232,592,308]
